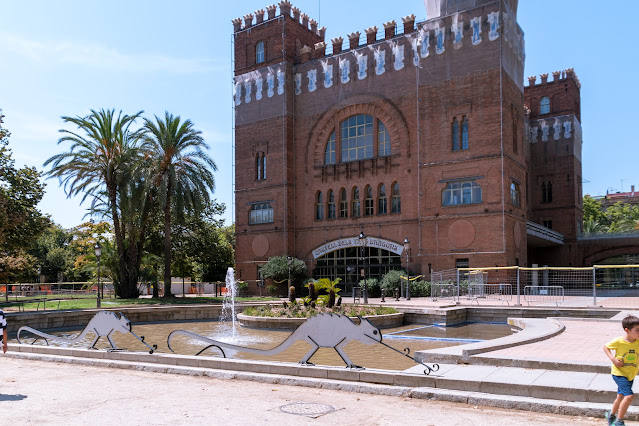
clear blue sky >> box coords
[2,0,637,229]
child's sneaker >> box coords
[613,419,625,426]
[606,410,616,425]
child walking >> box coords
[0,309,7,353]
[604,315,639,426]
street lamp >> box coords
[287,256,292,299]
[94,242,102,308]
[404,238,411,300]
[358,232,368,304]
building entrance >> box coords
[313,247,402,285]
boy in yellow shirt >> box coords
[604,315,639,426]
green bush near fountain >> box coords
[242,304,398,319]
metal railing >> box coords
[431,283,458,301]
[467,283,512,305]
[523,285,565,306]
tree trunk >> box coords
[108,184,128,298]
[163,180,173,297]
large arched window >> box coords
[352,187,361,218]
[339,188,348,218]
[327,190,336,219]
[391,182,401,213]
[540,96,550,114]
[442,180,482,206]
[377,184,387,215]
[325,131,336,165]
[364,185,374,216]
[315,192,323,220]
[323,114,392,164]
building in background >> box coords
[232,0,591,290]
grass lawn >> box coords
[0,296,278,312]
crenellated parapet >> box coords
[231,0,324,39]
[526,69,581,88]
[232,2,525,105]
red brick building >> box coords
[232,0,584,289]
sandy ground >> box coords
[0,357,605,425]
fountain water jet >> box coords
[221,267,238,338]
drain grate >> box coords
[279,402,336,418]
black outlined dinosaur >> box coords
[169,313,379,368]
[17,311,157,353]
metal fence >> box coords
[430,265,639,308]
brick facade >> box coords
[232,0,583,290]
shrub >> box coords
[409,280,431,297]
[380,270,406,294]
[266,285,279,296]
[359,278,379,297]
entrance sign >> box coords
[312,237,402,259]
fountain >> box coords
[221,267,238,338]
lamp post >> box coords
[404,238,411,300]
[358,232,368,304]
[94,242,102,308]
[287,256,292,299]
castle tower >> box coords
[525,69,583,265]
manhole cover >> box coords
[279,402,336,418]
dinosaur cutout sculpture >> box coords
[17,311,157,353]
[168,313,438,375]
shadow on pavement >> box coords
[0,394,27,401]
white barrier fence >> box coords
[430,265,639,308]
[523,285,565,306]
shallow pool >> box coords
[15,321,513,371]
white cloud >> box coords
[0,31,225,74]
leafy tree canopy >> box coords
[260,256,308,285]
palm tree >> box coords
[143,112,217,297]
[44,109,147,298]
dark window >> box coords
[442,180,482,206]
[327,190,336,219]
[391,182,401,213]
[377,184,387,215]
[249,203,273,224]
[352,187,361,218]
[542,181,553,203]
[364,185,374,216]
[452,116,469,151]
[256,41,265,64]
[456,258,469,268]
[512,120,518,153]
[510,181,521,207]
[339,188,348,218]
[452,117,460,151]
[543,220,553,230]
[316,192,323,220]
[255,152,266,180]
[461,116,469,150]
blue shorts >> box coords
[613,375,634,396]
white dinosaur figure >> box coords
[17,311,156,353]
[169,313,381,368]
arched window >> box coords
[391,182,401,213]
[324,131,336,165]
[364,185,374,216]
[339,188,348,218]
[442,180,482,206]
[377,184,387,215]
[256,41,265,64]
[327,190,336,219]
[540,96,550,114]
[378,121,391,156]
[352,187,361,218]
[249,203,273,224]
[341,114,373,162]
[315,192,323,220]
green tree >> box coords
[0,110,48,284]
[44,109,148,298]
[143,112,217,297]
[605,202,639,233]
[260,256,308,286]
